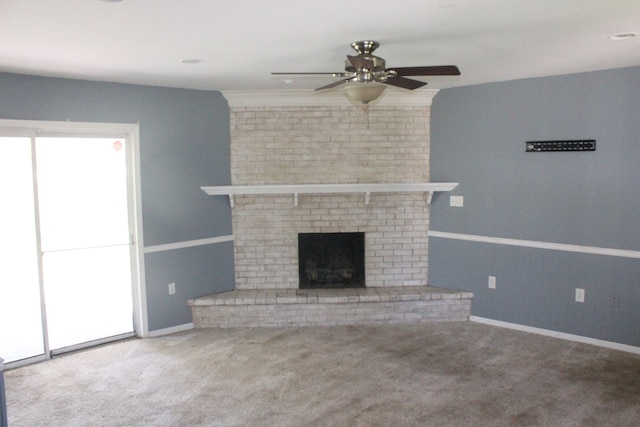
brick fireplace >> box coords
[230,94,433,290]
[189,91,472,327]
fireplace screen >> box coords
[298,232,365,289]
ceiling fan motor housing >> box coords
[346,41,388,82]
[346,56,387,82]
[345,56,385,73]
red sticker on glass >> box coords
[113,140,123,151]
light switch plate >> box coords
[450,195,464,207]
[488,276,496,289]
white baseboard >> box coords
[470,316,640,355]
[147,323,195,338]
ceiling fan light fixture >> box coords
[345,83,386,105]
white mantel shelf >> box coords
[201,182,459,207]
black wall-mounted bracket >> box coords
[526,140,596,152]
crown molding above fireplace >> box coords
[222,89,439,107]
[201,182,458,207]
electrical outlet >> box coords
[575,288,585,303]
[610,292,620,307]
[488,276,496,289]
[450,195,464,207]
[168,282,176,295]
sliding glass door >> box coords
[0,127,140,365]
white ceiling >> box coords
[1,0,639,93]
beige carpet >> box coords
[4,322,640,426]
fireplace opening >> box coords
[298,232,365,289]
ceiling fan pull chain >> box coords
[364,103,370,128]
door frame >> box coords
[0,119,148,367]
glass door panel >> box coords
[43,245,133,350]
[35,137,134,351]
[36,137,130,252]
[0,137,45,363]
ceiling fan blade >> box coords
[347,55,374,70]
[388,65,461,76]
[315,78,352,91]
[383,76,428,90]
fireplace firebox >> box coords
[298,232,365,289]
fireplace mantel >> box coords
[201,182,458,207]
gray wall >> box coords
[0,72,235,332]
[429,66,640,346]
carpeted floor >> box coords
[4,322,640,426]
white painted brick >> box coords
[229,105,431,290]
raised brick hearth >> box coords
[189,286,472,328]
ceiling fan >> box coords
[272,40,460,103]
